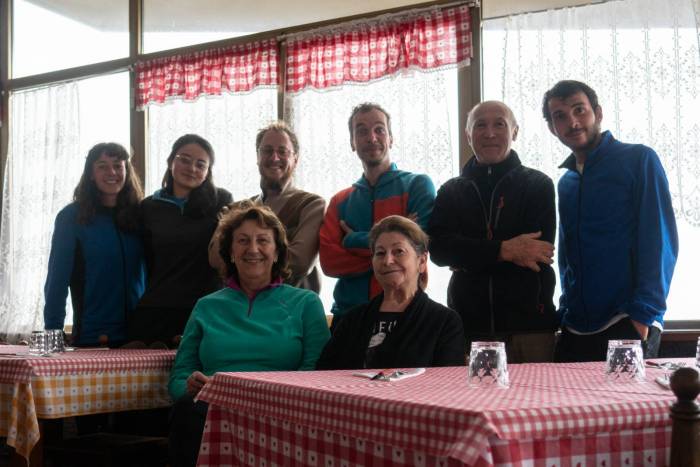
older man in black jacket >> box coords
[428,101,557,363]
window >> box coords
[146,90,278,197]
[12,0,128,77]
[142,0,429,53]
[286,68,460,309]
[0,73,130,338]
[0,1,473,339]
[482,0,700,321]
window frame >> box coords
[0,0,479,193]
[9,2,693,332]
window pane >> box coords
[285,69,459,311]
[482,0,699,322]
[146,90,278,198]
[0,73,129,339]
[12,0,128,78]
[143,0,428,53]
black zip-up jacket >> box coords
[428,151,557,336]
[316,289,466,370]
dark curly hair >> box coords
[73,142,143,231]
[161,134,221,217]
[216,200,291,283]
[542,80,600,124]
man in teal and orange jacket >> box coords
[319,103,436,322]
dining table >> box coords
[195,360,691,466]
[0,344,175,464]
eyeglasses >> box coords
[259,147,293,159]
[174,154,209,172]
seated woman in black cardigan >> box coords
[316,215,466,370]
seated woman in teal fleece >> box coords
[168,201,330,467]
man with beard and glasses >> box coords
[210,122,325,292]
[320,103,436,325]
[428,101,557,363]
[542,80,678,362]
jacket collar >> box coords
[558,130,613,171]
[152,188,187,211]
[259,180,295,203]
[462,150,521,180]
[225,275,283,297]
[355,162,399,190]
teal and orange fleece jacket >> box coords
[319,163,436,315]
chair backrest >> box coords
[669,366,700,467]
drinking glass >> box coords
[606,339,645,382]
[468,341,509,388]
[47,329,65,353]
[29,331,48,355]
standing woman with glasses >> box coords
[44,143,145,347]
[129,134,233,347]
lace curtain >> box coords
[482,0,700,320]
[0,83,80,341]
[285,67,459,308]
[146,89,278,197]
[483,0,700,226]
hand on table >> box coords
[186,371,210,397]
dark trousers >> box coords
[168,395,209,467]
[554,317,661,362]
[128,306,192,348]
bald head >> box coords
[466,101,518,133]
[465,101,519,165]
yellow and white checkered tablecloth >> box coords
[0,348,175,461]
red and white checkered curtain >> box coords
[285,4,473,93]
[135,39,279,109]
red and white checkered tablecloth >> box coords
[197,362,687,466]
[0,347,176,461]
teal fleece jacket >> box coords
[168,284,330,400]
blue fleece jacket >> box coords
[43,203,145,345]
[557,131,678,331]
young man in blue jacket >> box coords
[543,80,679,361]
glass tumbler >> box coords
[606,339,645,382]
[468,341,509,388]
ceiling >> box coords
[27,0,432,32]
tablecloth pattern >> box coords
[0,347,175,461]
[197,362,684,466]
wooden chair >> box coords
[669,366,700,466]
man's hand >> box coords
[630,319,649,340]
[186,371,210,397]
[498,231,554,272]
[340,220,354,240]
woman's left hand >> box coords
[186,371,210,397]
